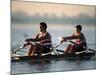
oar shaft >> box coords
[69,40,78,45]
[54,42,62,48]
[75,50,87,54]
[12,46,23,53]
[51,43,62,55]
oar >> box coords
[69,40,78,45]
[12,45,24,54]
[51,42,62,55]
[54,42,62,49]
[88,48,96,53]
[12,34,28,54]
[75,50,88,54]
[11,41,38,54]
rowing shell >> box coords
[11,51,95,62]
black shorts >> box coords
[75,45,85,52]
[36,45,52,54]
[41,45,52,53]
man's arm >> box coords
[63,34,80,41]
[25,34,40,42]
[25,33,51,42]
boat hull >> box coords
[12,52,95,62]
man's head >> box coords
[40,22,47,32]
[75,25,82,32]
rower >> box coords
[60,25,87,54]
[23,22,52,56]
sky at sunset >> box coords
[12,1,96,17]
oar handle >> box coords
[69,40,78,45]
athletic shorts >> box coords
[36,45,52,54]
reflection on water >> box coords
[11,58,96,74]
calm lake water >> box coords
[11,24,96,74]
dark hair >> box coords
[40,22,47,29]
[75,25,82,31]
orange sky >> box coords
[12,1,96,17]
